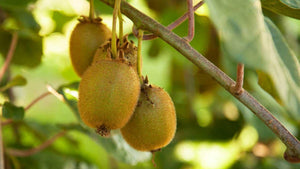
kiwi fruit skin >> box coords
[121,85,176,151]
[78,59,140,134]
[69,20,111,77]
[93,36,137,72]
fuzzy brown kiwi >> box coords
[78,45,140,137]
[69,16,111,77]
[93,36,138,72]
[121,79,176,151]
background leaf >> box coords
[261,0,300,19]
[206,0,300,119]
[2,101,25,120]
[0,75,27,92]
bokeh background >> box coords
[0,0,300,168]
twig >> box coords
[46,85,64,102]
[89,0,95,19]
[230,63,244,95]
[100,0,300,159]
[185,0,195,42]
[25,92,51,111]
[1,119,13,126]
[5,130,67,157]
[1,91,51,126]
[0,32,18,82]
[132,1,204,40]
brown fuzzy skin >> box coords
[69,20,111,77]
[93,37,137,71]
[121,85,176,151]
[78,59,140,134]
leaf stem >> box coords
[111,0,121,58]
[0,32,18,83]
[99,0,300,159]
[6,130,67,157]
[137,29,143,84]
[89,0,95,19]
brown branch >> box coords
[230,63,244,95]
[185,0,195,42]
[132,1,204,40]
[25,92,51,111]
[0,32,18,82]
[5,130,67,157]
[99,0,300,159]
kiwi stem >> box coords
[89,0,95,19]
[111,0,121,58]
[230,63,244,95]
[118,10,124,45]
[137,29,144,84]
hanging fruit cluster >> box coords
[69,0,176,153]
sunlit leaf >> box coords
[2,101,25,120]
[206,0,300,119]
[56,81,81,121]
[261,0,300,19]
[0,75,27,92]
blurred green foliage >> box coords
[0,0,300,169]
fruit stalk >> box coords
[118,10,123,45]
[137,29,143,84]
[111,0,121,58]
[89,0,95,19]
[99,0,300,160]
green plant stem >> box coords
[111,0,121,58]
[89,0,95,19]
[99,0,300,158]
[118,10,123,45]
[137,29,143,84]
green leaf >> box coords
[56,82,81,122]
[206,0,300,119]
[261,0,300,19]
[0,29,43,68]
[0,75,27,92]
[2,101,25,120]
[97,131,151,165]
[0,0,37,9]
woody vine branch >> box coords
[99,0,300,159]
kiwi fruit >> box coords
[121,79,176,151]
[69,16,111,77]
[93,36,138,72]
[78,44,140,137]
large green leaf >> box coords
[206,0,300,119]
[261,0,300,19]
